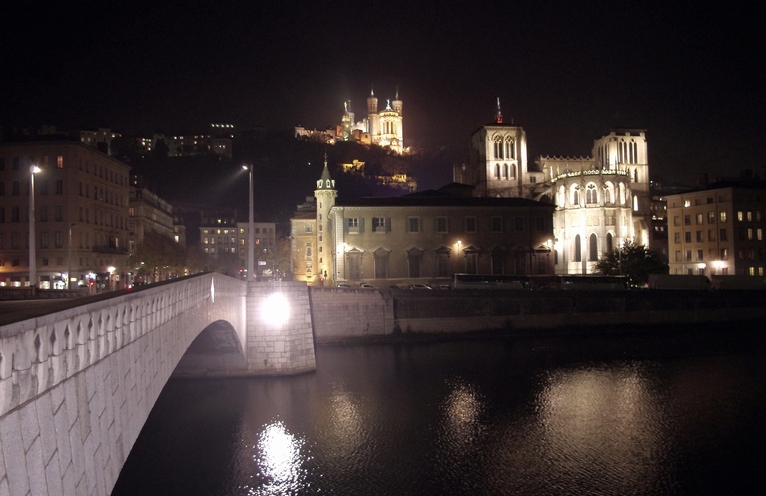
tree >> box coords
[595,240,668,287]
[131,231,186,282]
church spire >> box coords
[496,97,503,124]
[316,152,335,190]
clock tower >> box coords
[314,153,337,284]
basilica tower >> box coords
[367,86,380,137]
[314,153,337,283]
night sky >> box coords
[3,2,763,186]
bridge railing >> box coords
[0,272,245,417]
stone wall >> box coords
[309,288,766,341]
[0,273,245,496]
[246,281,316,375]
[309,287,394,342]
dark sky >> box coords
[3,2,764,186]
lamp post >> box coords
[29,165,41,289]
[243,165,254,282]
[67,223,76,289]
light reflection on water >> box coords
[245,420,308,495]
[114,331,766,496]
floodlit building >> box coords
[456,101,652,275]
[0,141,131,288]
[291,156,555,286]
[666,180,766,277]
[340,87,405,154]
[199,220,276,276]
[128,181,179,252]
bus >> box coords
[555,274,629,290]
[453,274,530,290]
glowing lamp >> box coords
[263,293,289,326]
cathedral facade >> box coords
[341,87,404,154]
[456,102,651,275]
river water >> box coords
[113,326,766,495]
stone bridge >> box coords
[0,273,314,496]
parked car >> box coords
[337,283,351,288]
[360,283,375,289]
[409,284,432,290]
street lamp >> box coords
[243,165,254,282]
[29,165,41,290]
[67,223,76,289]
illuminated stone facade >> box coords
[457,104,652,275]
[341,87,405,154]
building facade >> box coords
[200,220,276,276]
[340,87,405,154]
[291,161,555,286]
[456,103,652,275]
[0,141,131,288]
[128,183,179,252]
[666,182,766,277]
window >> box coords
[39,206,47,222]
[374,250,389,279]
[41,232,49,248]
[685,249,692,262]
[465,252,478,274]
[696,231,702,242]
[305,223,312,233]
[684,215,691,226]
[684,200,691,207]
[574,234,581,262]
[758,228,763,241]
[491,216,503,233]
[306,243,312,258]
[708,229,716,241]
[748,228,753,240]
[697,249,704,261]
[720,228,727,241]
[696,213,703,225]
[708,211,715,224]
[465,217,477,233]
[372,217,388,232]
[673,216,680,226]
[589,233,598,261]
[737,211,743,221]
[55,180,63,194]
[12,181,19,196]
[514,217,524,232]
[55,205,63,221]
[604,187,611,204]
[11,207,20,222]
[586,184,597,204]
[55,231,63,248]
[407,249,422,278]
[747,211,753,221]
[436,217,448,233]
[57,155,63,168]
[572,186,580,205]
[674,232,681,243]
[436,252,450,277]
[720,212,727,222]
[606,233,613,253]
[11,233,20,249]
[675,250,681,262]
[408,217,420,233]
[348,218,358,228]
[684,232,691,243]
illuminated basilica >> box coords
[455,100,651,275]
[341,87,405,154]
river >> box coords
[112,325,766,495]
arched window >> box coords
[510,164,517,180]
[494,139,503,159]
[633,169,638,182]
[604,186,612,204]
[586,184,597,204]
[572,185,580,206]
[606,232,613,253]
[559,185,565,206]
[505,138,515,160]
[589,233,598,261]
[574,234,581,262]
[503,164,508,179]
[632,142,638,163]
[494,164,500,179]
[633,195,639,211]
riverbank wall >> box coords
[309,288,766,343]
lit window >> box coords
[738,211,743,221]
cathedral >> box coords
[341,87,405,154]
[455,100,652,275]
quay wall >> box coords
[310,288,766,342]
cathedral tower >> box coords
[367,86,380,137]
